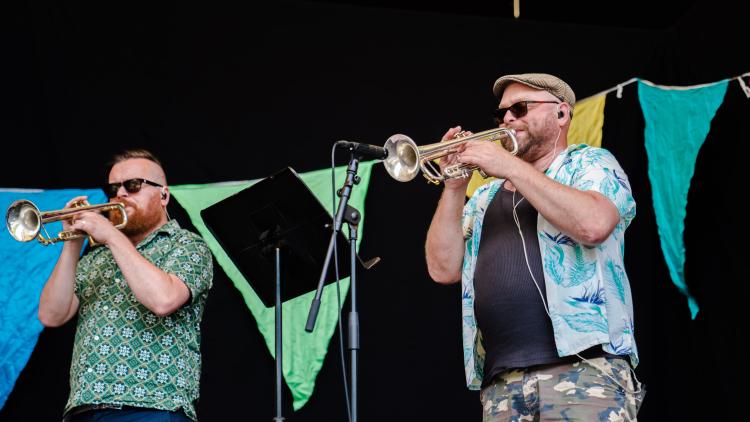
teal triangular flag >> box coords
[638,80,728,318]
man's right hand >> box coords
[439,126,473,191]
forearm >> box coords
[425,186,466,284]
[39,242,82,326]
[508,160,619,245]
[107,233,187,316]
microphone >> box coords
[336,141,388,160]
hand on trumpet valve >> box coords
[61,196,89,232]
[456,137,517,180]
[71,211,121,245]
[438,126,473,189]
[443,126,474,142]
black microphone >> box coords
[336,141,388,160]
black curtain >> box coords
[1,1,748,420]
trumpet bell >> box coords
[6,200,42,242]
[383,134,420,182]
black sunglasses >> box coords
[493,100,560,122]
[104,178,163,198]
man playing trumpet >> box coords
[425,74,643,420]
[38,149,213,421]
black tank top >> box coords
[473,185,566,386]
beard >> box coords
[503,115,559,162]
[111,197,164,237]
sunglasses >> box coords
[493,100,560,122]
[104,178,163,198]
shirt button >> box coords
[103,306,109,310]
[87,368,93,373]
[93,336,100,341]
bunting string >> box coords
[576,71,749,103]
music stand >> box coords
[200,167,367,421]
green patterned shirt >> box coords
[64,220,213,421]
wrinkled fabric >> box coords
[568,94,606,148]
[480,357,640,421]
[65,220,213,421]
[638,80,728,318]
[461,144,638,390]
[169,163,375,410]
[0,188,106,410]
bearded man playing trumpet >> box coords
[38,149,213,422]
[425,73,644,421]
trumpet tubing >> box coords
[383,127,518,184]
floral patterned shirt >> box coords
[65,220,213,420]
[461,144,638,390]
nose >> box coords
[116,184,129,197]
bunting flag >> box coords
[638,80,729,318]
[169,163,374,410]
[568,94,606,147]
[0,188,107,410]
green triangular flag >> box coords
[638,80,728,318]
[170,162,375,409]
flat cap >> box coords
[492,73,576,106]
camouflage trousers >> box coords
[479,357,643,422]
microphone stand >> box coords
[345,208,360,422]
[259,230,286,422]
[274,247,285,422]
[305,151,362,422]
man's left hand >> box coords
[71,211,123,245]
[458,140,518,180]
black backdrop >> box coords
[1,1,748,420]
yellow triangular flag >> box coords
[568,94,606,147]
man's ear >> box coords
[558,103,572,122]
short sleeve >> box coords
[161,232,214,304]
[572,147,636,227]
[462,197,477,240]
[462,180,502,240]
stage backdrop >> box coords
[0,0,748,420]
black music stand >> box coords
[200,167,369,421]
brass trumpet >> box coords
[5,199,127,245]
[383,127,518,184]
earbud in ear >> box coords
[161,188,167,199]
[557,107,564,119]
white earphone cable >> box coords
[509,119,643,399]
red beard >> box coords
[111,197,163,237]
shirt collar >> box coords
[138,219,181,247]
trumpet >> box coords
[383,127,518,184]
[5,199,127,245]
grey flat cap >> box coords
[493,73,576,106]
